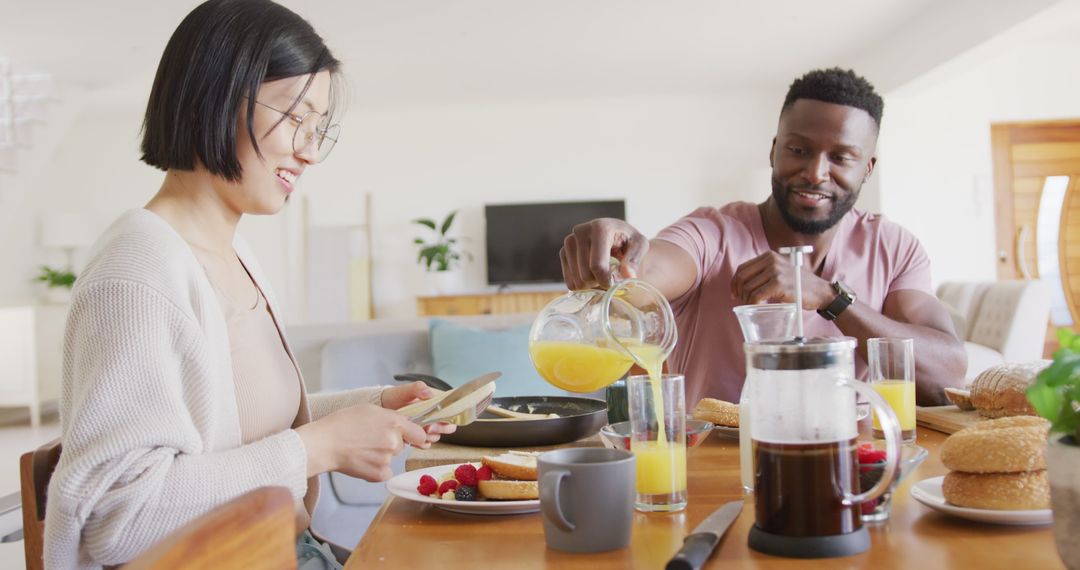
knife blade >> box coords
[665,499,743,570]
[406,371,500,422]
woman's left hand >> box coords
[380,381,457,444]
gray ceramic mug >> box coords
[538,447,636,553]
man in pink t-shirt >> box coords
[560,68,966,407]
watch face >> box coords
[835,281,855,301]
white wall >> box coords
[1,88,782,321]
[878,25,1080,288]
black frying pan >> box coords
[395,374,608,447]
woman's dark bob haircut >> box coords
[141,0,341,181]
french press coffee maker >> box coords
[744,246,901,558]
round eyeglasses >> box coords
[255,100,340,163]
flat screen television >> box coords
[485,200,626,285]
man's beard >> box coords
[771,177,859,235]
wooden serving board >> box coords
[916,405,988,434]
[404,434,603,471]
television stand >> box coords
[416,290,563,316]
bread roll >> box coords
[478,479,538,500]
[693,398,739,427]
[481,453,538,481]
[942,470,1050,510]
[969,362,1048,418]
[940,416,1050,473]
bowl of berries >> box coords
[599,418,714,452]
[857,441,929,523]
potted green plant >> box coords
[1027,328,1080,569]
[35,265,77,304]
[412,211,470,294]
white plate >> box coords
[386,464,539,515]
[909,476,1052,526]
[714,426,739,440]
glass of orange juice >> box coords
[627,374,687,512]
[868,338,916,443]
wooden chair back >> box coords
[123,486,297,570]
[19,439,61,570]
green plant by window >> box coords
[36,265,77,289]
[1026,328,1080,441]
[412,211,469,272]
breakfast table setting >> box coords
[346,252,1076,569]
[346,425,1062,569]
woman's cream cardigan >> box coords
[44,209,383,569]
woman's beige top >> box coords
[196,251,308,527]
[217,285,302,443]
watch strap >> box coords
[817,281,854,321]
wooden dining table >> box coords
[346,427,1063,569]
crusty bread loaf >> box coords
[943,387,975,411]
[481,452,538,481]
[693,398,739,427]
[940,416,1050,473]
[943,470,1050,510]
[969,362,1048,418]
[478,479,539,500]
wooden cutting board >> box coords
[916,405,987,434]
[405,434,603,471]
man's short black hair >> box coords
[781,68,883,129]
[140,0,342,181]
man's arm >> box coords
[560,218,697,301]
[731,251,967,405]
[834,289,967,406]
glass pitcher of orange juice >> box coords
[528,277,677,393]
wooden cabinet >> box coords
[417,291,564,316]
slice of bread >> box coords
[481,453,538,481]
[944,387,975,411]
[478,479,539,500]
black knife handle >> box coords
[666,533,717,570]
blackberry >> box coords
[454,485,478,501]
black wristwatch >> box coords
[817,281,856,321]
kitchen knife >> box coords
[665,499,744,570]
[403,371,500,423]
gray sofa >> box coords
[288,313,541,549]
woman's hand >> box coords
[380,381,458,446]
[295,403,429,481]
[380,381,433,410]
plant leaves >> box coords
[413,218,437,231]
[440,211,457,235]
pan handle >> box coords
[393,373,454,391]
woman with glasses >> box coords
[43,1,450,568]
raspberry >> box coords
[455,485,478,501]
[857,447,887,465]
[476,465,493,482]
[438,480,459,495]
[454,464,479,486]
[416,474,438,496]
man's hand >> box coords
[730,251,834,309]
[560,218,649,290]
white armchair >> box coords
[936,280,1051,382]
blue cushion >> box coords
[429,318,563,397]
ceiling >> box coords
[0,0,1064,106]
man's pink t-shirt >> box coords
[654,201,933,407]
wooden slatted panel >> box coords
[1012,141,1080,161]
[1063,178,1080,327]
[1012,176,1043,277]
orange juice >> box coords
[631,440,687,495]
[872,380,916,440]
[528,341,635,392]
